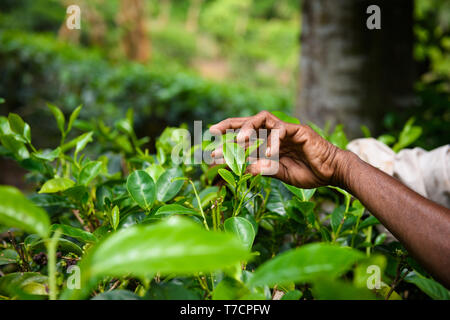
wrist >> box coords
[331,149,361,191]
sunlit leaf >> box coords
[155,204,202,217]
[66,217,249,299]
[223,142,245,176]
[0,186,50,238]
[47,103,65,135]
[248,243,364,287]
[271,111,300,124]
[32,147,61,161]
[109,206,120,231]
[39,178,75,194]
[0,134,29,160]
[67,105,82,134]
[78,161,102,185]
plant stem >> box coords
[212,201,218,231]
[46,229,61,300]
[351,215,362,248]
[365,226,373,256]
[385,262,409,300]
[188,180,209,230]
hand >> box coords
[209,111,350,189]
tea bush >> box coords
[0,105,448,300]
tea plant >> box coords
[0,104,448,300]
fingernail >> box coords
[265,147,271,157]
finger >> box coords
[265,122,286,158]
[212,140,251,158]
[246,158,280,176]
[211,156,225,165]
[209,117,249,135]
[236,113,269,143]
[286,123,311,143]
[211,145,223,158]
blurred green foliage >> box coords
[0,30,290,148]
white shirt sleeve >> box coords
[347,138,450,208]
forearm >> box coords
[336,150,450,288]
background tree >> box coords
[186,0,203,33]
[117,0,151,62]
[296,0,415,137]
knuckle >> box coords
[258,110,270,118]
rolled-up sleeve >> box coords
[347,138,450,208]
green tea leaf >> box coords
[32,147,61,161]
[47,103,65,135]
[271,111,300,124]
[218,168,235,186]
[378,134,396,146]
[147,281,201,300]
[0,116,12,135]
[107,206,120,231]
[358,215,380,230]
[353,255,386,289]
[8,113,27,140]
[281,290,303,300]
[393,118,422,152]
[67,105,82,134]
[127,170,156,211]
[0,249,19,265]
[248,243,364,287]
[30,238,83,256]
[96,185,112,211]
[0,186,50,238]
[61,132,93,153]
[331,205,345,233]
[39,178,75,194]
[212,278,251,300]
[156,167,184,202]
[0,272,48,299]
[154,204,202,217]
[78,161,102,185]
[404,272,450,300]
[223,142,245,176]
[0,134,29,160]
[312,279,376,300]
[224,217,256,250]
[50,224,97,243]
[283,183,316,201]
[75,131,94,155]
[145,163,165,182]
[76,217,250,298]
[329,124,348,149]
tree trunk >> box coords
[296,0,415,137]
[117,0,151,63]
[186,0,203,32]
[58,0,81,44]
